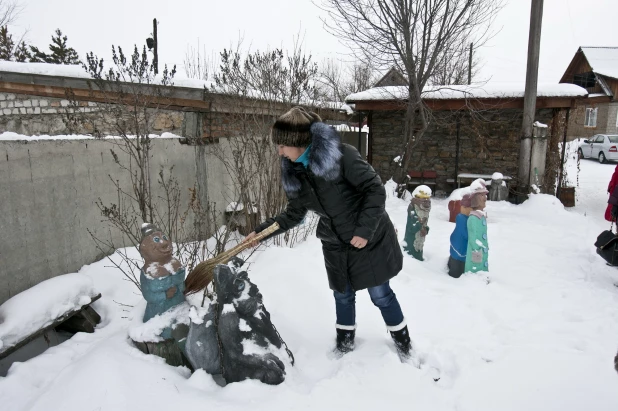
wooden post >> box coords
[556,108,571,197]
[517,0,544,199]
[468,43,473,86]
[455,115,461,187]
[358,111,363,156]
[153,18,158,75]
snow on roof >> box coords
[346,83,588,102]
[0,60,216,90]
[313,101,354,115]
[581,47,618,80]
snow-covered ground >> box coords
[1,150,618,411]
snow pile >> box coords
[447,186,471,201]
[346,83,588,102]
[2,159,618,410]
[0,274,98,350]
[533,121,548,128]
[491,172,504,180]
[129,302,191,343]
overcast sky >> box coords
[13,0,618,85]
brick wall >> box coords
[0,92,185,136]
[370,108,557,192]
[606,103,618,135]
[567,102,611,140]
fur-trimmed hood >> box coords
[281,122,342,195]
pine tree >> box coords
[30,29,80,65]
[0,25,15,61]
[14,41,30,62]
[48,29,80,64]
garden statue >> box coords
[403,185,432,261]
[465,181,490,273]
[132,223,189,366]
[488,172,509,202]
[185,259,293,386]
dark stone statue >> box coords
[185,258,290,385]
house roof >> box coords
[373,67,408,87]
[580,47,618,80]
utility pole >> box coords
[468,43,473,85]
[153,18,158,75]
[517,0,544,200]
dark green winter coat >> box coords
[255,122,403,293]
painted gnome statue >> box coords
[488,172,509,201]
[132,223,189,365]
[465,180,490,273]
[185,258,293,386]
[403,185,432,261]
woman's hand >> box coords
[350,236,368,249]
[244,232,260,248]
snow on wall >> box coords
[0,61,352,114]
[0,131,182,141]
[0,60,216,91]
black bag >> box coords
[595,225,618,266]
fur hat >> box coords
[460,193,472,208]
[271,106,322,147]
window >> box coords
[574,72,596,89]
[585,107,598,127]
[609,136,618,144]
[616,110,618,128]
[595,135,605,143]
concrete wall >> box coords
[0,137,234,304]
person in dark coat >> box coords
[245,106,411,359]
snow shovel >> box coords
[184,222,280,295]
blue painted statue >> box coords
[139,223,186,340]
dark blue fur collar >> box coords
[281,122,342,196]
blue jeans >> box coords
[333,281,404,327]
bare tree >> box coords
[207,38,321,247]
[183,39,219,81]
[318,59,379,102]
[0,0,20,28]
[318,0,502,195]
[66,44,228,290]
[429,40,479,86]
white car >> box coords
[577,134,618,163]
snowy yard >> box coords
[2,151,618,410]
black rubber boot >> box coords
[335,328,355,355]
[389,325,412,359]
